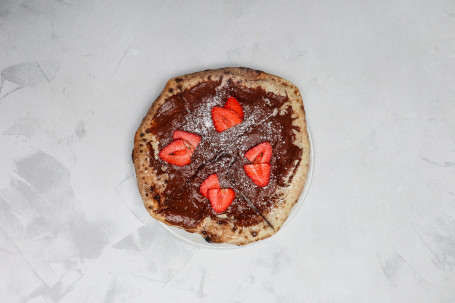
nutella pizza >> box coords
[133,67,310,245]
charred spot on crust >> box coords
[176,84,182,90]
[175,77,183,83]
[145,128,151,133]
[205,236,212,243]
[232,225,237,232]
[168,88,173,93]
[202,230,207,235]
[140,133,145,137]
[154,194,161,203]
[251,231,257,237]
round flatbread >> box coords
[133,67,310,245]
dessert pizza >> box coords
[133,67,310,245]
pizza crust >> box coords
[133,67,310,245]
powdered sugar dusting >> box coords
[147,78,302,228]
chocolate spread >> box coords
[147,79,303,229]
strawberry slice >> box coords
[211,107,242,132]
[173,130,201,150]
[158,139,192,166]
[208,188,235,213]
[199,173,220,198]
[224,97,244,120]
[245,142,272,164]
[243,163,271,187]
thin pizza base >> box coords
[133,67,310,245]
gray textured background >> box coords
[1,0,455,302]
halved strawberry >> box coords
[158,139,192,166]
[245,142,272,164]
[173,130,201,150]
[208,188,235,213]
[224,97,244,120]
[243,163,271,187]
[199,173,220,198]
[211,107,242,132]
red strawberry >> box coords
[199,173,220,198]
[243,163,271,187]
[224,97,244,120]
[245,142,272,164]
[211,107,242,132]
[208,188,235,213]
[158,139,192,166]
[173,130,201,150]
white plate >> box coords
[160,126,314,249]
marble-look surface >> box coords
[1,0,454,302]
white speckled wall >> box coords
[1,0,454,302]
